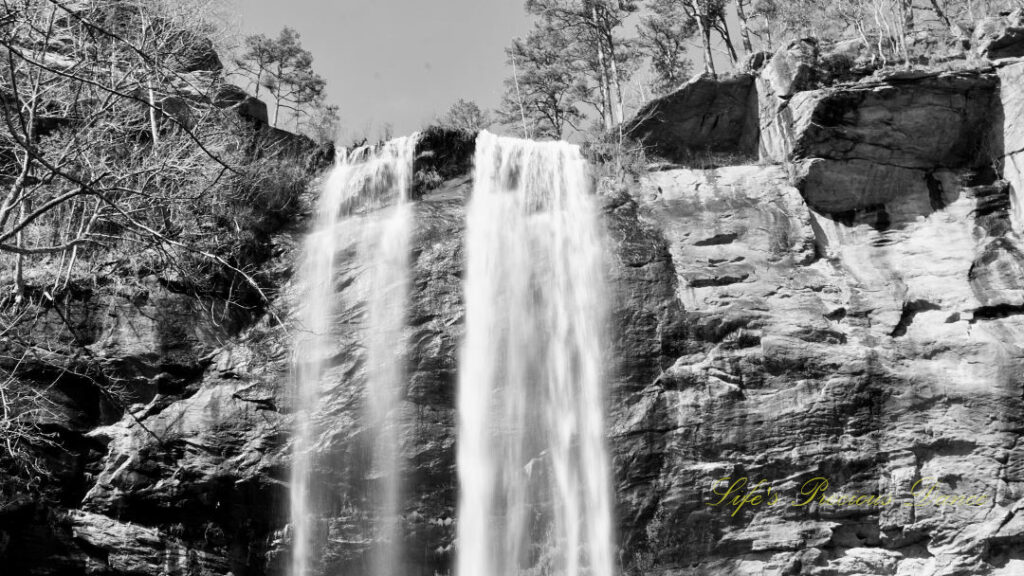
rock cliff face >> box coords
[6,49,1024,576]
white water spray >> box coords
[291,135,418,576]
[457,131,614,576]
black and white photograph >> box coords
[2,1,1024,575]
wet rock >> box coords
[70,510,229,575]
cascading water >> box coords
[291,135,418,576]
[457,131,614,576]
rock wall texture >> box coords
[6,44,1024,576]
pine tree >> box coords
[235,27,327,129]
[524,0,638,129]
[441,99,491,132]
[638,0,697,93]
[498,23,586,139]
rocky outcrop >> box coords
[624,74,759,163]
[785,70,997,213]
[609,41,1024,576]
[974,10,1024,61]
[761,38,820,99]
[213,84,270,126]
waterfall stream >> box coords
[457,131,614,576]
[290,136,418,576]
[290,130,615,576]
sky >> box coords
[238,0,534,141]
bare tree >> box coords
[0,0,315,489]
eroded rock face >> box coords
[611,163,1024,576]
[997,60,1024,234]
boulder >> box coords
[742,50,772,73]
[761,38,820,98]
[775,70,997,212]
[623,73,759,163]
[172,35,223,73]
[974,10,1024,60]
[213,83,270,125]
[757,38,821,164]
[159,95,192,129]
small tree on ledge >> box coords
[234,27,328,130]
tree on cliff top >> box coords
[637,0,697,93]
[498,22,587,139]
[440,99,491,133]
[524,0,639,130]
[234,26,332,131]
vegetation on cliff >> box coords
[0,0,332,495]
[488,0,1023,140]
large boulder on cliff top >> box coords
[974,9,1024,60]
[623,73,759,163]
[213,84,270,125]
[781,69,997,213]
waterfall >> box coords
[291,135,418,576]
[457,131,614,576]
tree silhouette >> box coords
[235,27,327,128]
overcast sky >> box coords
[239,0,534,141]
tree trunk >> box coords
[147,78,160,144]
[690,0,717,76]
[928,0,953,31]
[902,0,915,64]
[763,14,774,52]
[591,5,614,130]
[13,202,24,304]
[511,51,530,138]
[736,0,754,54]
[717,15,740,65]
[272,63,283,127]
[605,33,625,126]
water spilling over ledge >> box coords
[290,135,418,576]
[457,131,615,576]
